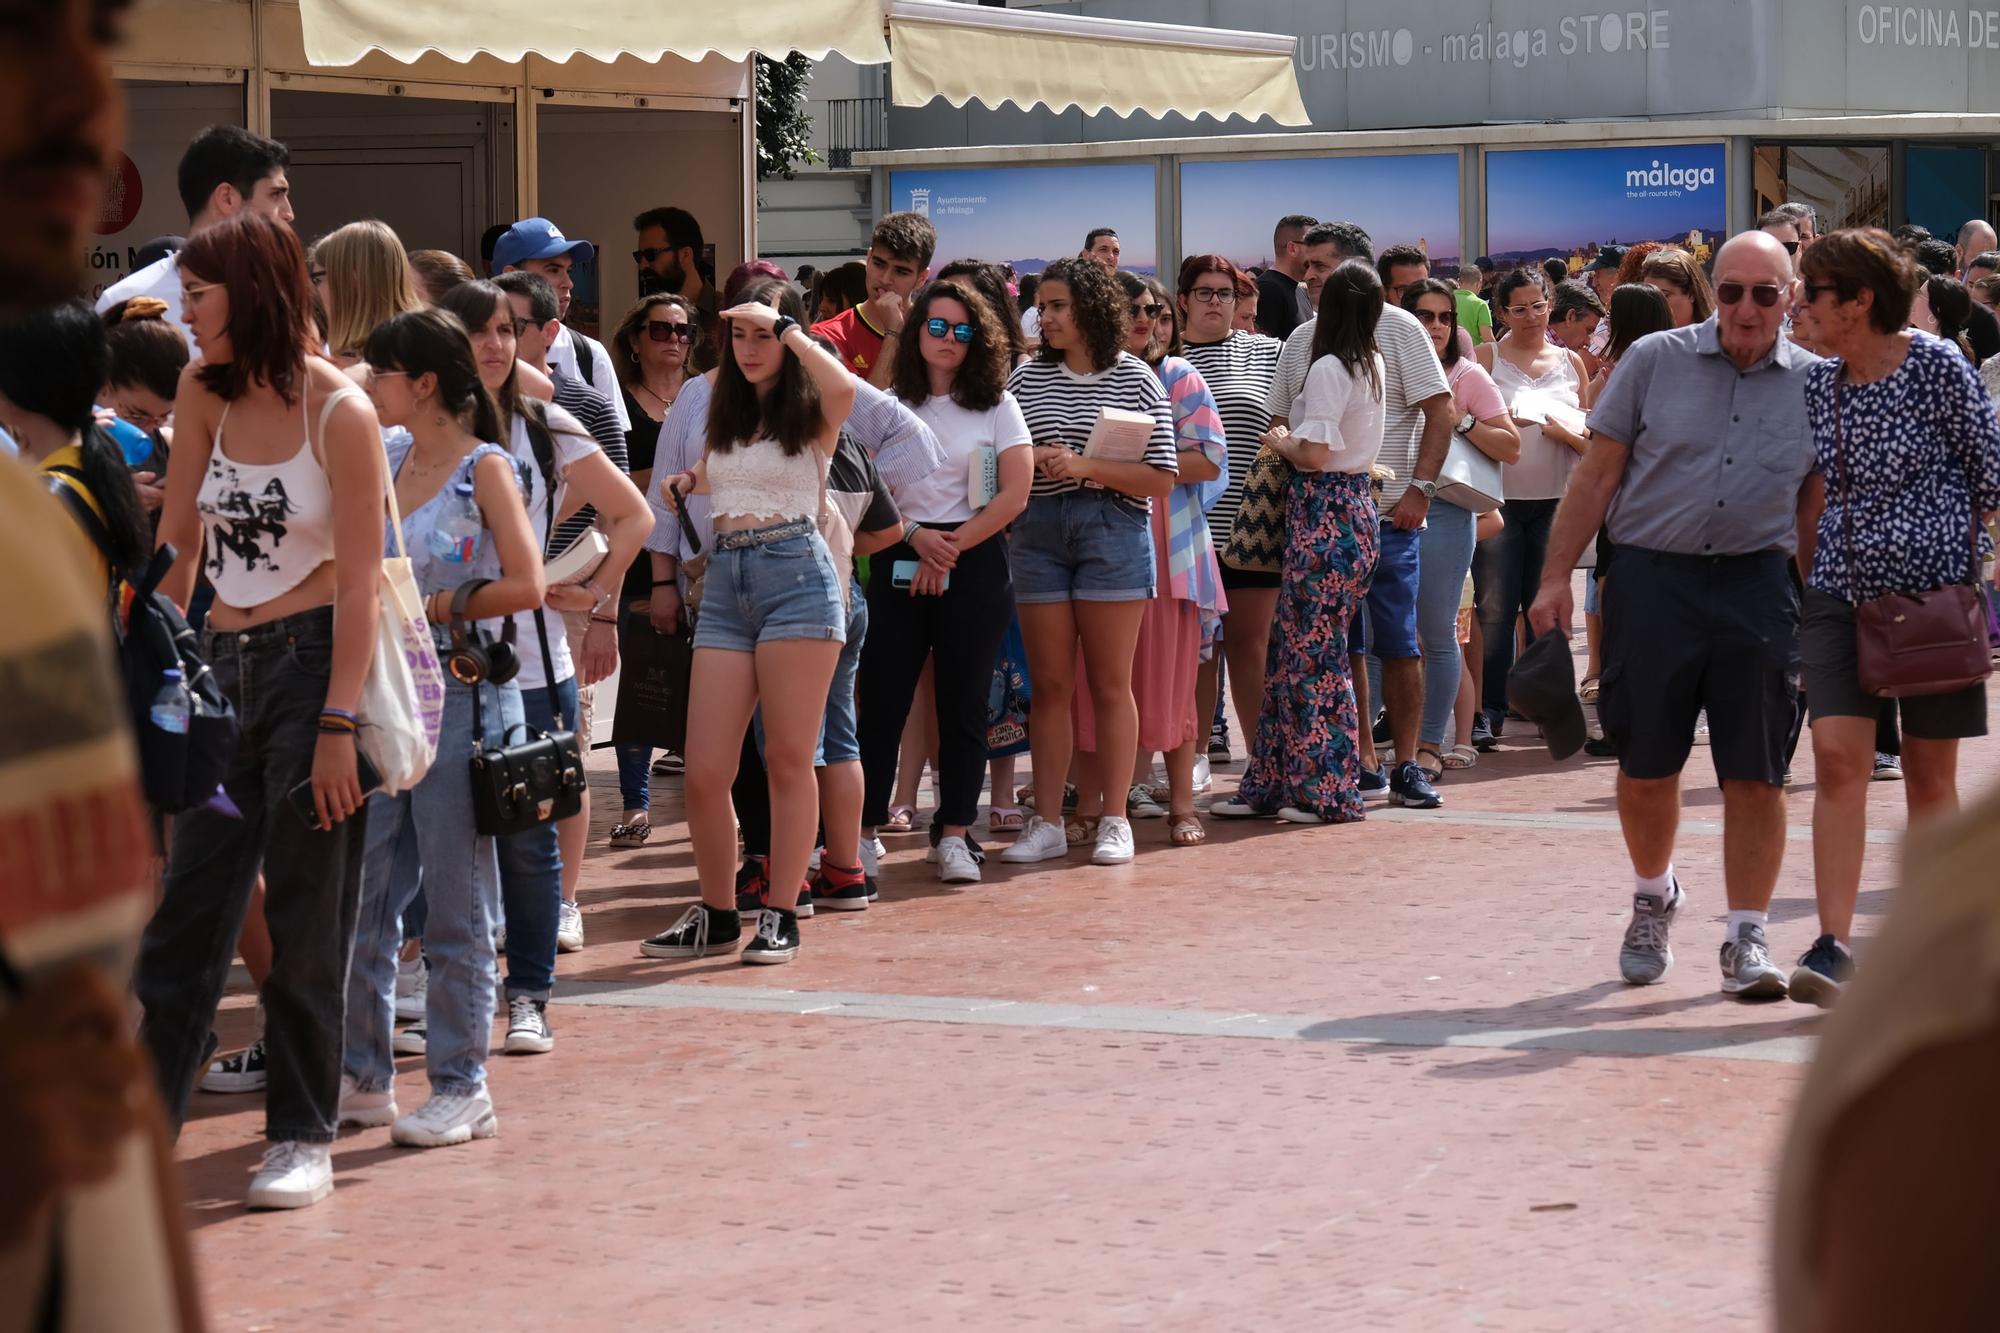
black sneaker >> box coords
[734,858,767,917]
[200,1037,268,1093]
[1208,733,1232,765]
[1390,760,1443,810]
[1372,710,1393,745]
[1471,712,1499,752]
[742,908,800,965]
[1789,933,1854,1008]
[638,903,743,959]
[810,862,870,912]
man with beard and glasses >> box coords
[2,0,201,1317]
[632,206,719,369]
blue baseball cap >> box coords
[493,217,595,273]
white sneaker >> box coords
[503,995,554,1055]
[859,837,882,880]
[937,835,982,885]
[395,960,427,1022]
[1692,711,1711,746]
[391,1085,498,1149]
[245,1141,333,1210]
[337,1075,398,1129]
[556,900,585,953]
[1192,754,1212,794]
[1091,815,1136,865]
[392,1025,427,1056]
[998,815,1069,864]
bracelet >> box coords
[318,723,358,737]
[320,707,357,724]
[590,614,618,625]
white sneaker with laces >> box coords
[392,1025,427,1056]
[859,837,882,879]
[391,1085,498,1149]
[245,1141,333,1210]
[337,1074,398,1129]
[395,960,427,1022]
[998,815,1069,863]
[936,835,981,885]
[556,899,585,952]
[1091,815,1136,865]
[503,995,554,1055]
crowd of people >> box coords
[5,114,1997,1217]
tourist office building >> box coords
[862,0,2000,282]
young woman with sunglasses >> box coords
[137,210,389,1208]
[858,279,1032,883]
[646,285,859,965]
[996,258,1178,869]
[1474,269,1593,737]
[343,307,544,1149]
[605,292,697,849]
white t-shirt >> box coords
[494,402,598,692]
[1293,354,1387,475]
[94,254,182,330]
[894,391,1032,523]
[549,323,631,432]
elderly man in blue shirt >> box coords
[1531,230,1819,1001]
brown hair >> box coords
[101,296,190,400]
[870,211,937,269]
[1176,253,1245,298]
[1800,228,1921,337]
[179,210,315,403]
[934,259,1027,363]
[409,248,476,303]
[1034,257,1127,371]
[610,293,695,390]
[707,278,821,457]
[1637,248,1716,323]
[890,278,1011,412]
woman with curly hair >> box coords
[996,257,1178,869]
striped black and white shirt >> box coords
[1006,352,1177,512]
[1183,331,1282,537]
[549,373,628,556]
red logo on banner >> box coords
[96,151,142,235]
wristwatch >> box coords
[1456,412,1476,435]
[1411,479,1440,500]
[771,314,799,343]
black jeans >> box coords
[135,607,367,1144]
[857,530,1014,831]
[1477,496,1560,720]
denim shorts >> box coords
[1359,521,1422,660]
[819,585,867,765]
[694,524,846,653]
[1008,490,1156,604]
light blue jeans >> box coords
[346,647,522,1097]
[1417,502,1478,749]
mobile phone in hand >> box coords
[289,750,384,829]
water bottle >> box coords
[429,481,482,564]
[150,668,190,735]
[101,412,154,468]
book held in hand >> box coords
[545,529,610,586]
[1080,406,1156,464]
[967,446,999,509]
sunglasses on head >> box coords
[1717,282,1785,308]
[646,321,695,342]
[925,317,975,343]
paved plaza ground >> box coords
[176,650,1985,1331]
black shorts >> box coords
[1599,548,1799,785]
[1800,587,1988,740]
[1219,560,1281,592]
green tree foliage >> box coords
[756,53,820,181]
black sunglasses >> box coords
[1778,239,1801,255]
[632,247,669,266]
[646,321,696,342]
[1130,302,1164,320]
[1717,282,1785,308]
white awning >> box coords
[298,0,891,67]
[886,1,1309,127]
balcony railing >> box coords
[826,96,885,170]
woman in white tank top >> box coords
[138,210,389,1211]
[646,278,858,967]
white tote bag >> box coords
[356,470,444,795]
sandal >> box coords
[1442,745,1478,771]
[1578,675,1602,705]
[882,805,917,835]
[609,820,652,848]
[988,805,1026,833]
[1170,817,1206,847]
[1065,816,1100,847]
[1414,747,1445,784]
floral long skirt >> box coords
[1236,470,1379,822]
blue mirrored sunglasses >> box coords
[925,317,976,344]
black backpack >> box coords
[44,467,237,813]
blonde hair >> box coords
[1637,247,1717,324]
[319,219,423,359]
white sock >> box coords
[1635,866,1675,900]
[1725,909,1768,938]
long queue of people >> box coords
[9,118,1999,1216]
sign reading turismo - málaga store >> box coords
[888,164,1159,276]
[1484,143,1727,276]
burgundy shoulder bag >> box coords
[1835,381,1993,698]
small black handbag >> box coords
[468,603,586,838]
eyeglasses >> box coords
[507,318,531,338]
[646,321,695,342]
[1187,287,1237,305]
[924,317,975,343]
[632,247,668,266]
[1130,302,1164,321]
[1504,300,1550,317]
[1411,308,1454,326]
[367,368,410,382]
[1716,282,1785,308]
[113,405,171,430]
[309,269,328,285]
[1801,282,1839,303]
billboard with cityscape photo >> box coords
[1180,154,1463,273]
[888,163,1159,275]
[1484,142,1729,276]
